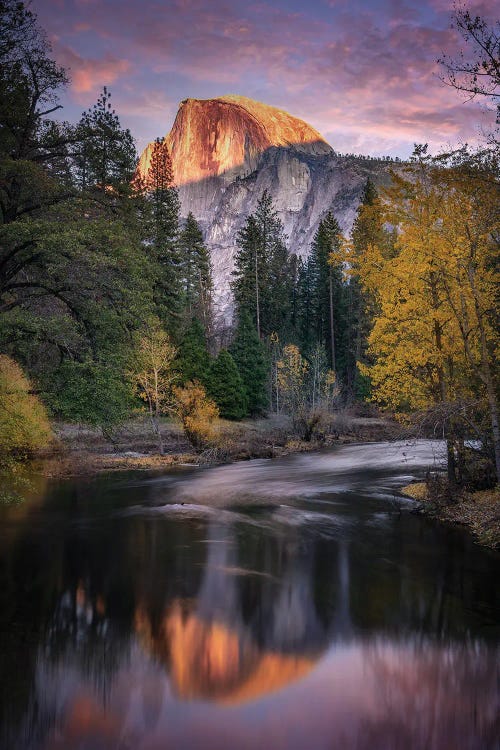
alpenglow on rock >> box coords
[138,95,387,318]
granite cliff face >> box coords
[138,96,387,316]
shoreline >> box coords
[30,434,366,478]
[30,414,401,479]
[402,482,500,550]
[24,417,499,551]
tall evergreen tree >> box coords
[304,212,345,374]
[232,190,295,340]
[232,214,263,336]
[142,137,182,333]
[175,318,210,385]
[75,87,136,192]
[230,310,268,415]
[178,212,213,333]
[208,349,247,420]
[296,257,315,352]
[347,179,386,397]
[265,240,296,339]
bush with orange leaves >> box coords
[173,381,219,450]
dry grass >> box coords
[402,481,500,550]
[401,482,429,501]
[33,411,401,478]
[32,451,200,478]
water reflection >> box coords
[134,519,328,704]
[0,442,498,749]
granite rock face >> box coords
[138,96,387,318]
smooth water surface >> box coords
[0,441,498,750]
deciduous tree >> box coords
[357,147,499,484]
[131,319,177,454]
[438,5,499,137]
[173,381,219,449]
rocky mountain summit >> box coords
[138,96,389,314]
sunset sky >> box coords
[32,0,497,157]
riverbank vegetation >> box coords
[1,0,498,535]
[32,411,401,478]
[402,482,500,550]
[346,147,499,491]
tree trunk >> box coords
[485,373,500,483]
[151,415,163,455]
[430,274,456,488]
[255,248,260,339]
[446,436,457,489]
[153,370,164,455]
[468,265,500,483]
[329,269,336,372]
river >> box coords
[0,441,498,749]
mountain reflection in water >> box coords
[0,441,498,750]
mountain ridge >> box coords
[137,96,389,320]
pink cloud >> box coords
[52,43,131,93]
[32,0,496,156]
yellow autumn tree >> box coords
[130,318,177,454]
[356,147,499,484]
[0,355,52,457]
[277,344,309,414]
[428,156,499,480]
[277,344,332,441]
[0,356,52,501]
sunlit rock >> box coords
[137,95,389,319]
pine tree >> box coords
[142,137,182,334]
[75,87,136,191]
[232,214,264,336]
[232,190,294,340]
[230,310,268,415]
[347,179,386,397]
[208,349,247,420]
[265,240,296,340]
[255,190,295,339]
[175,318,211,385]
[296,257,315,352]
[307,213,345,374]
[178,212,213,333]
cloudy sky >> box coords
[32,0,497,158]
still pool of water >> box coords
[0,441,498,749]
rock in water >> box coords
[137,95,387,321]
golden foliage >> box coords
[131,319,177,416]
[0,355,52,455]
[277,344,309,410]
[356,155,499,414]
[173,381,219,449]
